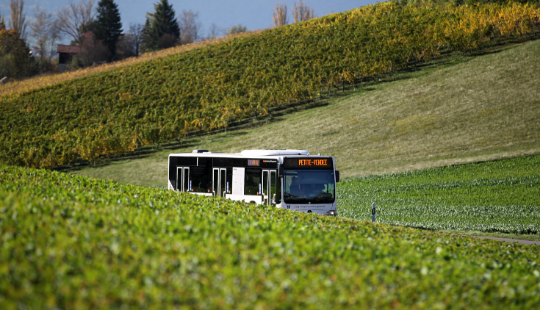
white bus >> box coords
[168,149,340,215]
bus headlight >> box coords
[326,210,337,216]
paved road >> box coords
[473,236,540,246]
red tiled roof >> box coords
[57,44,80,54]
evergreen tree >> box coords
[143,0,180,51]
[93,0,122,59]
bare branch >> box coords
[49,18,62,62]
[273,3,288,27]
[206,23,223,40]
[292,1,316,23]
[179,10,202,44]
[29,7,53,62]
[128,23,143,56]
[56,0,96,43]
[9,0,27,39]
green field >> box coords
[339,155,540,236]
[2,2,540,307]
[1,165,539,309]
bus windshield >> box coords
[283,169,335,204]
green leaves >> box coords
[338,155,540,234]
[0,164,540,308]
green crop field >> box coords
[1,165,539,309]
[338,155,540,237]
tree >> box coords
[0,16,5,31]
[0,28,31,78]
[143,0,180,51]
[57,0,96,44]
[178,10,202,44]
[226,24,247,35]
[179,9,202,44]
[76,32,109,67]
[9,0,27,39]
[206,23,222,40]
[48,19,62,62]
[29,7,53,63]
[292,1,316,23]
[93,0,122,59]
[116,33,136,59]
[129,23,143,56]
[116,24,143,59]
[273,3,288,27]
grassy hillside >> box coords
[73,38,540,187]
[1,2,539,169]
[1,165,539,308]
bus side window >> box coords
[190,165,212,193]
[275,177,282,204]
[226,168,233,194]
[244,168,261,195]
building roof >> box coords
[57,44,80,54]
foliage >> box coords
[338,155,540,234]
[93,0,123,59]
[0,29,31,78]
[77,32,111,67]
[0,164,539,308]
[397,0,540,6]
[1,2,540,169]
[0,15,6,30]
[226,24,248,35]
[115,33,137,59]
[143,0,180,51]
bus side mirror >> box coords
[336,171,340,182]
[278,165,284,178]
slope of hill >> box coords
[73,38,540,186]
[1,164,539,308]
[1,2,538,169]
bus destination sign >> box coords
[299,159,327,166]
[284,157,332,169]
[247,159,260,166]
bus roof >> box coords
[169,149,312,158]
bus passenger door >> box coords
[213,168,226,197]
[177,167,189,192]
[220,169,226,197]
[270,170,276,205]
[262,170,277,205]
[184,168,190,191]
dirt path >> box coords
[473,236,540,246]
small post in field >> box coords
[372,202,376,222]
